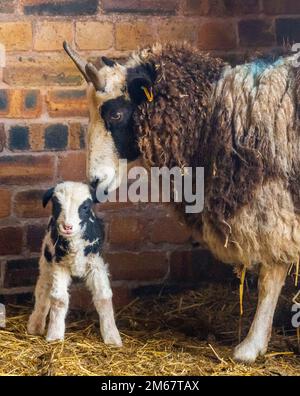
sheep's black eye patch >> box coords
[83,217,105,256]
[78,198,93,224]
[52,196,62,221]
[101,96,140,161]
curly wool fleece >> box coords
[134,43,300,268]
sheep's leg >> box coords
[86,257,122,347]
[234,263,287,363]
[46,266,71,342]
[27,259,51,335]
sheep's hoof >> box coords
[233,339,267,363]
[103,331,123,347]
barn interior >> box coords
[0,0,300,376]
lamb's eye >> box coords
[110,112,123,121]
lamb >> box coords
[63,41,300,362]
[27,181,122,346]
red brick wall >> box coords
[0,1,299,307]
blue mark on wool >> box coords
[250,57,284,77]
[248,57,284,84]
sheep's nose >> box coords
[63,224,73,231]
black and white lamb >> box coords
[27,181,122,346]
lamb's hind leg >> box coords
[234,263,288,363]
[86,257,122,347]
[27,259,51,335]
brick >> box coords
[0,189,11,218]
[185,0,260,15]
[3,54,84,87]
[14,189,51,218]
[112,285,133,309]
[0,155,55,185]
[116,21,155,51]
[95,200,137,212]
[28,124,44,151]
[26,224,46,252]
[0,0,15,13]
[108,215,144,248]
[169,249,234,283]
[76,22,114,50]
[105,251,169,281]
[0,22,32,51]
[0,89,42,119]
[23,0,98,16]
[44,124,68,151]
[0,124,5,152]
[69,123,86,150]
[157,20,198,43]
[69,284,133,310]
[0,90,8,112]
[9,126,30,151]
[46,90,88,118]
[263,0,300,15]
[239,19,275,47]
[148,217,191,244]
[57,151,86,182]
[4,258,39,288]
[276,18,300,45]
[0,227,23,255]
[34,21,73,51]
[102,0,179,14]
[198,21,237,50]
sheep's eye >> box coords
[110,112,123,121]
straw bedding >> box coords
[0,283,299,376]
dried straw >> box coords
[0,284,299,376]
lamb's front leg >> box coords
[28,259,51,335]
[86,257,122,347]
[46,265,71,342]
[234,263,288,363]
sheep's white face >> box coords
[43,182,93,239]
[63,43,155,195]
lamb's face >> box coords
[63,42,155,195]
[43,182,93,239]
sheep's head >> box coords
[63,42,155,195]
[43,182,94,239]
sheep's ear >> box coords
[127,65,155,105]
[42,187,55,208]
[102,56,116,67]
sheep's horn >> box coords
[85,62,105,92]
[63,41,89,83]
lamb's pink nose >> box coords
[63,224,73,232]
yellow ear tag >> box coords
[142,86,154,102]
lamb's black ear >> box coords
[42,187,55,208]
[127,64,156,105]
[102,56,116,67]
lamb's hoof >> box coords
[27,317,45,336]
[103,331,123,347]
[46,332,64,342]
[233,339,267,363]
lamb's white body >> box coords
[27,182,122,346]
